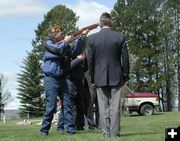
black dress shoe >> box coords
[67,131,76,135]
[76,127,85,131]
[40,132,48,136]
[88,125,97,129]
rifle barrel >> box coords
[72,23,98,37]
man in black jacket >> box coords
[57,30,90,131]
[87,12,130,137]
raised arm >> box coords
[45,39,69,55]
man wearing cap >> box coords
[40,25,76,136]
[87,12,130,137]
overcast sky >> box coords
[0,0,117,109]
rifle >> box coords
[70,23,99,37]
[51,23,98,43]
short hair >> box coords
[99,12,112,27]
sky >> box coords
[0,0,117,109]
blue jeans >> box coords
[57,79,85,130]
[40,76,76,134]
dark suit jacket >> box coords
[87,28,129,87]
[68,58,88,81]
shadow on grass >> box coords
[122,131,161,137]
[76,129,161,136]
[153,112,164,116]
[128,112,164,117]
[77,129,101,134]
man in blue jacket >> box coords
[54,31,90,131]
[40,25,76,136]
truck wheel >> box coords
[140,104,154,116]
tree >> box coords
[0,74,13,120]
[17,5,79,117]
[164,0,180,111]
[111,0,174,111]
[112,0,164,90]
[160,0,180,111]
[17,52,44,117]
[111,0,180,111]
[32,5,79,57]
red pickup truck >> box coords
[123,91,160,116]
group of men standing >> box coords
[40,12,130,138]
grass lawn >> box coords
[0,112,180,141]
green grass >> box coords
[0,112,180,141]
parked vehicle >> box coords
[124,90,160,116]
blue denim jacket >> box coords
[42,37,84,78]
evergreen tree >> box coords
[112,0,164,91]
[17,52,44,117]
[32,5,79,57]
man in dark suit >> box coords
[87,12,130,137]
